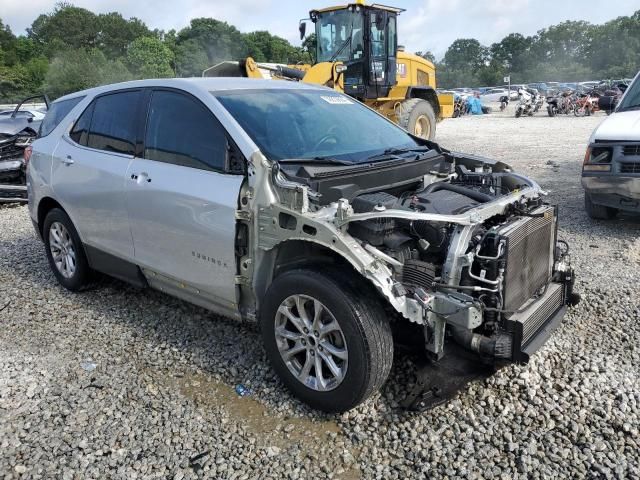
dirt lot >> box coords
[1,111,639,479]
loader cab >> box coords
[309,3,403,100]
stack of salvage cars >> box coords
[0,95,48,203]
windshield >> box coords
[617,74,640,111]
[214,90,417,163]
[316,9,364,63]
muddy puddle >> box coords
[156,370,341,446]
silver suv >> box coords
[29,78,577,412]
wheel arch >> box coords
[406,86,440,118]
[36,196,65,238]
[253,239,390,314]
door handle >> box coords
[62,155,74,166]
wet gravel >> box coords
[1,110,639,479]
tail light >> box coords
[24,145,33,166]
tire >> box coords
[584,193,617,220]
[43,208,91,291]
[398,98,437,140]
[515,108,522,118]
[259,268,393,412]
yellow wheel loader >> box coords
[203,1,453,140]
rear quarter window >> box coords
[39,96,85,138]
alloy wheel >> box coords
[49,221,76,279]
[274,294,348,392]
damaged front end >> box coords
[0,95,48,203]
[0,129,34,203]
[243,142,577,410]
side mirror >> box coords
[299,22,306,40]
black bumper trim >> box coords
[520,304,567,360]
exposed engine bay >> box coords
[248,142,577,409]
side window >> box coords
[39,96,84,138]
[370,15,386,57]
[388,16,396,56]
[69,103,94,146]
[87,91,140,155]
[144,90,228,171]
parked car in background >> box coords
[480,88,510,103]
[579,81,600,91]
[0,108,46,122]
[529,82,551,94]
[582,71,640,219]
[28,78,577,412]
[0,95,49,203]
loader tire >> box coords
[399,99,437,140]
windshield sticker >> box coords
[320,96,354,105]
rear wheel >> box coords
[259,269,393,412]
[43,208,91,290]
[398,99,437,140]
[585,193,617,220]
[515,107,522,118]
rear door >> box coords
[125,88,244,308]
[52,90,143,259]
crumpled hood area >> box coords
[0,117,38,137]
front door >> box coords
[125,89,243,308]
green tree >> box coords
[44,48,133,98]
[174,38,210,77]
[415,50,436,63]
[175,18,246,75]
[243,31,304,63]
[0,19,18,66]
[28,3,100,56]
[97,12,152,59]
[490,33,531,74]
[127,36,174,78]
[443,39,488,71]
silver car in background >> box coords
[29,78,577,412]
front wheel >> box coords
[585,193,617,220]
[515,107,522,118]
[398,99,437,140]
[259,269,393,412]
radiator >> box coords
[499,206,556,314]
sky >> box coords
[2,0,639,59]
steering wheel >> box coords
[313,125,341,151]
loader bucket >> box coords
[437,93,454,120]
[202,61,246,78]
[202,58,269,79]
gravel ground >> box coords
[1,110,639,479]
